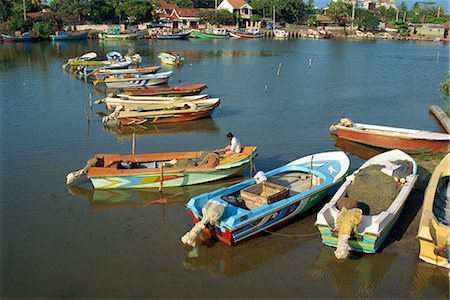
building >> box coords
[217,0,253,20]
[410,23,446,39]
[333,0,396,10]
[155,0,201,30]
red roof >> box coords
[443,21,450,29]
[226,0,249,9]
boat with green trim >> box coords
[315,149,418,255]
[190,28,229,39]
[66,146,257,189]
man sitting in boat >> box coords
[224,132,242,154]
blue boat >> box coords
[182,151,350,246]
[2,32,36,42]
[50,31,89,41]
[156,31,191,40]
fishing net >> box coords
[346,160,413,215]
[171,151,220,168]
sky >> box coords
[314,0,449,12]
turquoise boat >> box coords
[182,151,349,246]
[190,28,229,39]
[50,31,89,40]
[66,147,257,189]
[315,149,418,255]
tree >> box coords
[353,8,380,30]
[440,72,450,115]
[326,0,350,25]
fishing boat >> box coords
[329,118,450,154]
[124,83,207,97]
[229,29,264,38]
[158,52,184,65]
[102,98,221,125]
[98,28,145,40]
[190,28,229,39]
[1,32,37,42]
[273,29,288,39]
[97,94,209,111]
[156,31,191,39]
[182,151,350,246]
[315,150,418,257]
[417,153,449,268]
[62,52,133,73]
[83,66,160,81]
[50,31,89,40]
[95,71,173,89]
[66,146,257,189]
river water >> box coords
[1,38,449,299]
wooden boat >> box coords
[417,153,449,268]
[158,52,184,65]
[98,30,145,40]
[273,29,288,39]
[229,29,264,38]
[190,28,229,39]
[95,71,173,89]
[66,146,257,189]
[329,118,450,154]
[85,66,161,80]
[124,83,207,97]
[103,98,221,125]
[156,32,191,39]
[62,58,131,73]
[50,31,89,40]
[99,94,209,111]
[1,32,36,42]
[315,149,418,255]
[183,151,350,246]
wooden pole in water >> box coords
[132,133,136,155]
[159,164,164,192]
[84,106,90,123]
[308,58,312,68]
[250,153,254,177]
[277,62,282,77]
[89,93,93,109]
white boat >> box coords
[157,52,184,65]
[315,150,418,257]
[273,29,288,39]
[96,71,173,89]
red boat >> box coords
[123,83,207,97]
[329,119,450,154]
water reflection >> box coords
[331,134,382,161]
[409,260,449,299]
[102,118,220,141]
[310,247,395,298]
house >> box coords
[217,0,252,20]
[410,23,445,39]
[169,8,201,29]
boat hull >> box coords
[190,30,229,39]
[51,31,89,40]
[124,84,207,97]
[98,32,144,40]
[335,127,450,153]
[104,77,170,88]
[156,32,191,39]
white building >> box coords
[218,0,253,20]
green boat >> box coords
[190,28,229,39]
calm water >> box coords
[1,38,449,299]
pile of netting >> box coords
[170,151,220,168]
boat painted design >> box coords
[417,153,450,268]
[315,150,418,253]
[97,71,173,89]
[124,83,207,97]
[98,31,145,40]
[158,52,184,65]
[81,146,257,189]
[190,28,229,39]
[1,32,36,42]
[156,32,191,39]
[185,151,350,246]
[229,29,264,38]
[113,98,220,125]
[100,94,209,111]
[329,119,450,154]
[50,31,89,40]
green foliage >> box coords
[274,0,306,24]
[199,9,234,25]
[428,17,447,24]
[440,72,450,115]
[353,8,380,30]
[10,17,34,32]
[168,0,194,8]
[326,0,351,24]
[192,0,214,8]
[250,14,261,22]
[32,18,57,37]
[394,20,410,36]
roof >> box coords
[157,0,179,10]
[170,8,201,19]
[224,0,249,9]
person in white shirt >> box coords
[224,132,242,154]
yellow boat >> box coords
[417,153,450,268]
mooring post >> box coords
[250,153,254,177]
[159,164,164,192]
[89,93,93,110]
[84,106,90,123]
[132,133,136,155]
[277,62,282,77]
[308,58,312,68]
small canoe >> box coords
[329,118,450,153]
[229,30,264,38]
[1,32,37,42]
[98,31,145,40]
[50,31,89,40]
[315,149,418,255]
[104,98,221,125]
[417,153,450,268]
[66,146,257,189]
[156,32,191,39]
[158,52,184,65]
[183,151,350,246]
[96,71,173,89]
[85,66,161,80]
[99,94,209,111]
[124,83,207,97]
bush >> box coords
[32,19,57,38]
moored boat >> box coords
[273,29,288,39]
[95,71,174,89]
[229,29,264,38]
[329,118,450,154]
[156,31,191,39]
[98,29,145,40]
[102,98,220,125]
[66,146,257,189]
[315,149,418,257]
[1,32,37,42]
[124,83,207,97]
[85,66,161,80]
[50,31,89,40]
[190,28,229,39]
[182,151,350,246]
[158,52,184,65]
[417,153,450,268]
